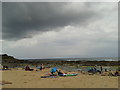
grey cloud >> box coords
[2,2,118,58]
[2,2,98,40]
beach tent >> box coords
[88,67,101,74]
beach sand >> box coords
[1,68,118,88]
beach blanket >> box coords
[41,76,58,78]
[25,69,34,71]
[0,69,11,70]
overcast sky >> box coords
[2,2,118,59]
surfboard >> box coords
[58,73,78,76]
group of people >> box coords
[108,70,120,76]
[24,64,64,76]
[24,64,45,71]
[88,66,120,76]
[3,66,9,70]
[0,65,11,70]
[24,64,120,77]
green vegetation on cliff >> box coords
[1,54,28,67]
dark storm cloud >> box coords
[2,2,97,40]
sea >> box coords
[26,57,118,61]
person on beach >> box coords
[105,69,107,72]
[114,71,119,76]
[3,66,9,70]
[57,70,64,75]
[94,66,97,71]
[36,64,44,71]
[109,70,120,76]
[25,65,30,71]
[40,64,44,70]
[50,67,58,75]
[25,65,34,71]
[88,67,101,74]
[100,66,103,72]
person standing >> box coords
[40,64,44,70]
[100,66,103,72]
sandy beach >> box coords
[1,68,118,88]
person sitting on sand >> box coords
[108,70,114,76]
[88,67,101,74]
[57,70,64,75]
[3,66,9,70]
[25,65,30,71]
[25,65,34,71]
[40,64,44,70]
[50,67,58,75]
[114,71,119,76]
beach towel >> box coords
[41,76,58,78]
[0,69,11,70]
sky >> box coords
[1,2,118,59]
